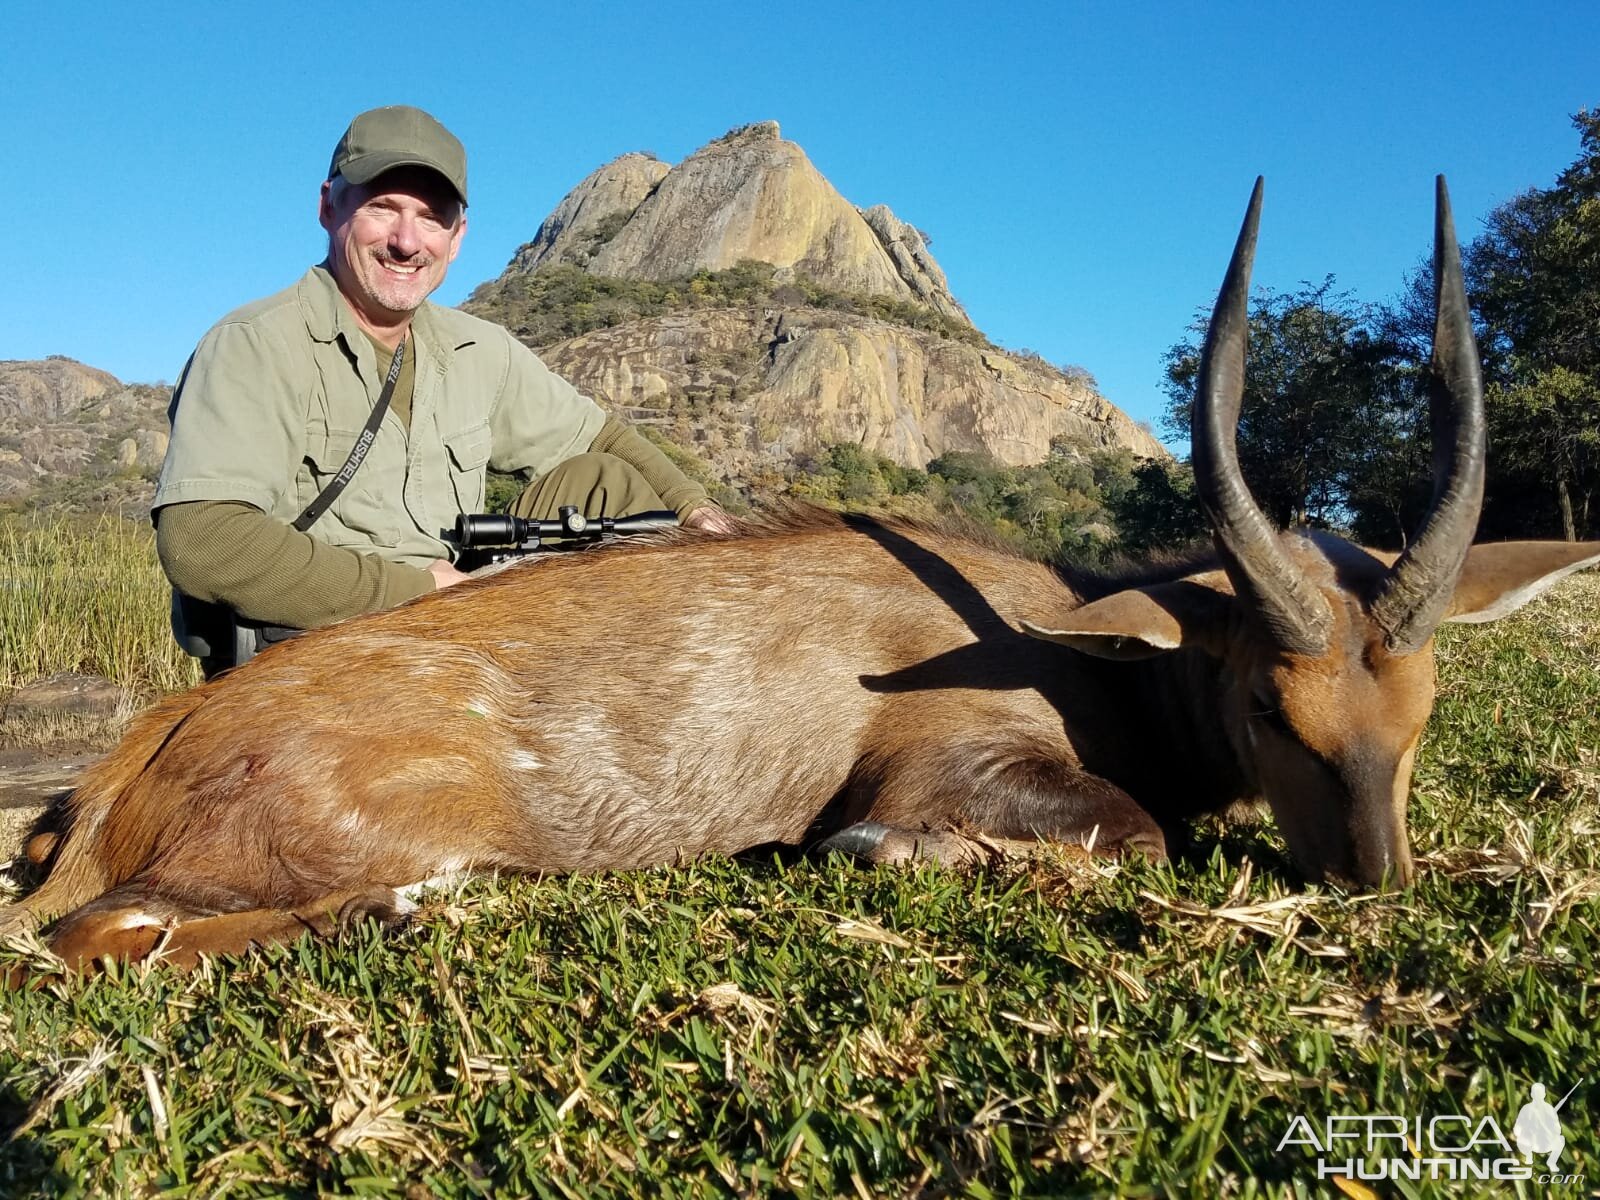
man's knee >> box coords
[511,453,666,520]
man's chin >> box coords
[363,281,434,319]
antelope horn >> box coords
[1192,178,1333,655]
[1370,176,1486,655]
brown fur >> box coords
[6,508,1596,975]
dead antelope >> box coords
[6,178,1597,976]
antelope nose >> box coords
[1354,846,1415,892]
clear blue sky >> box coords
[3,1,1595,444]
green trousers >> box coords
[509,452,668,520]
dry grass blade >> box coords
[1329,1173,1381,1200]
[1000,1011,1063,1036]
[6,1041,115,1141]
[140,1063,170,1143]
[833,918,913,949]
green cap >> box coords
[328,105,468,205]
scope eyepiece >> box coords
[455,513,525,548]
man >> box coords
[156,106,733,676]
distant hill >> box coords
[0,357,168,512]
[467,120,1164,481]
[508,122,969,324]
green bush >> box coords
[464,263,989,351]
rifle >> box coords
[452,505,680,572]
[178,507,679,679]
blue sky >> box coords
[3,1,1595,443]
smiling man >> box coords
[156,106,732,677]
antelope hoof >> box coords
[816,821,897,861]
[24,831,60,866]
[1108,827,1168,862]
[334,889,408,934]
[816,822,996,867]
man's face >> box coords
[320,167,466,326]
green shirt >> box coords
[155,263,608,567]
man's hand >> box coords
[427,558,473,589]
[682,504,739,535]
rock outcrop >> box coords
[509,152,670,274]
[505,122,970,324]
[0,357,121,423]
[536,307,1164,481]
[0,358,169,508]
[478,121,1164,481]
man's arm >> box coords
[157,501,437,628]
[588,418,707,513]
[586,417,738,532]
[156,316,455,625]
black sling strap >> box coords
[293,336,406,532]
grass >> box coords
[0,519,1595,1195]
[0,513,198,699]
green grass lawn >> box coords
[0,519,1595,1196]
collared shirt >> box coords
[155,264,607,566]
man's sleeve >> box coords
[485,337,608,479]
[155,320,304,512]
[589,417,710,516]
[157,501,435,629]
[484,335,711,517]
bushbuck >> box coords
[6,179,1597,974]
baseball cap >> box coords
[328,105,468,205]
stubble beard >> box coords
[359,250,441,317]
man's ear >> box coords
[1446,541,1600,624]
[448,211,467,263]
[319,179,337,233]
[1018,579,1233,660]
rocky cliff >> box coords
[476,121,1163,479]
[0,358,169,508]
[535,307,1163,480]
[507,123,969,324]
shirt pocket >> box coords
[302,428,403,547]
[443,421,493,514]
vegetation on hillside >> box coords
[465,261,989,350]
[787,440,1172,565]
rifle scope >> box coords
[454,507,679,548]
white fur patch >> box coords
[507,749,543,771]
[105,911,165,932]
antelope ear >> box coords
[1019,580,1232,660]
[1445,541,1600,624]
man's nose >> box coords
[389,215,424,257]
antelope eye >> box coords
[1250,693,1293,737]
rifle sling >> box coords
[293,336,406,533]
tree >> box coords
[1463,110,1600,540]
[1162,280,1408,528]
[1105,458,1208,554]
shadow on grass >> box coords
[0,1081,73,1197]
